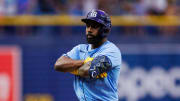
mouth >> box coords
[87,35,94,38]
[87,36,93,38]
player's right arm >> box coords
[54,56,84,72]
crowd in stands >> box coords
[0,0,179,16]
[0,0,180,37]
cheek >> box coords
[86,28,99,36]
[95,30,99,33]
[94,30,99,36]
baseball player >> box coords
[54,9,122,101]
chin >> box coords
[87,38,95,44]
[86,36,103,44]
[87,40,94,44]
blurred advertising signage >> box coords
[118,44,180,101]
[0,46,21,101]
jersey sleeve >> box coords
[98,46,121,68]
[63,45,80,60]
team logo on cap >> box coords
[89,11,97,17]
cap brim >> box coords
[81,18,95,23]
[81,18,105,26]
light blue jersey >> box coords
[64,41,121,101]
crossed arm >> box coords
[54,56,84,72]
[54,55,112,78]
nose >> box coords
[86,27,93,36]
[87,26,93,32]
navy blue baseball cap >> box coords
[81,9,111,30]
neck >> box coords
[91,38,107,49]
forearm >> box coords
[54,56,84,72]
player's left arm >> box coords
[78,46,121,78]
[71,44,121,78]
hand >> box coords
[78,61,91,77]
[70,57,93,75]
[78,61,108,78]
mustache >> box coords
[87,32,95,37]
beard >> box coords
[86,32,103,45]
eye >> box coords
[86,22,101,29]
[91,24,101,29]
[94,24,101,28]
[86,23,90,28]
